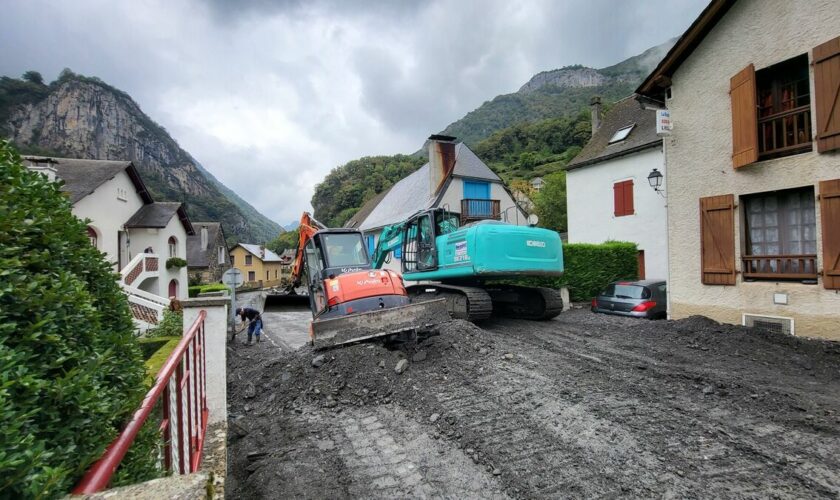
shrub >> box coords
[145,310,183,338]
[188,283,230,298]
[0,140,153,496]
[165,257,187,270]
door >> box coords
[463,180,491,217]
[637,250,646,280]
[168,279,178,298]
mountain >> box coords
[0,70,281,244]
[436,39,675,146]
[284,221,300,231]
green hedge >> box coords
[503,241,638,302]
[187,283,230,298]
[0,141,154,496]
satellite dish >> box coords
[527,213,539,226]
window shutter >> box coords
[814,36,840,153]
[730,64,759,168]
[624,180,634,215]
[700,194,736,285]
[614,182,623,216]
[820,179,840,289]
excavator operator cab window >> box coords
[304,239,326,314]
[322,233,369,268]
[417,214,437,271]
[435,210,460,235]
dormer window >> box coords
[609,124,635,144]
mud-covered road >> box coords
[226,308,840,499]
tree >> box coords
[21,71,44,85]
[267,228,300,254]
[534,171,567,233]
[0,140,150,496]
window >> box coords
[756,54,812,159]
[230,255,235,266]
[741,187,817,281]
[168,236,177,258]
[245,254,253,266]
[168,279,178,298]
[218,246,225,265]
[275,269,278,279]
[116,187,127,201]
[609,124,635,144]
[248,271,255,282]
[266,271,269,281]
[613,180,634,217]
[322,233,368,268]
[87,226,98,248]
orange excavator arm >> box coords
[289,211,327,287]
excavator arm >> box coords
[371,221,406,269]
[289,212,327,288]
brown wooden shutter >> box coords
[613,182,623,216]
[730,64,758,168]
[814,36,840,153]
[625,180,635,215]
[700,194,736,285]
[820,179,840,289]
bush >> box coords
[145,310,183,338]
[188,283,230,298]
[0,140,153,496]
[165,257,187,270]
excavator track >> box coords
[407,284,493,322]
[485,285,563,320]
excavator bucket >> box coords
[311,298,449,350]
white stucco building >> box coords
[344,135,529,272]
[637,0,840,339]
[24,156,195,326]
[566,95,667,280]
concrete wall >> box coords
[182,297,228,425]
[567,147,668,279]
[72,171,144,269]
[664,0,840,339]
[129,215,190,299]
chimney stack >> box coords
[260,245,265,259]
[200,226,208,250]
[427,134,457,195]
[590,96,602,134]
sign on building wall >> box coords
[656,109,672,135]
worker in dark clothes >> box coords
[235,307,263,345]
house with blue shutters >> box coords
[345,135,529,272]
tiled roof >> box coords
[566,95,662,170]
[23,156,152,204]
[186,222,226,267]
[126,202,182,228]
[236,243,282,262]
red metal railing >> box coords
[73,310,208,494]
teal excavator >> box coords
[371,208,565,322]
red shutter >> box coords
[730,64,759,168]
[820,179,840,289]
[625,180,635,215]
[614,182,623,216]
[700,195,736,285]
[814,36,840,153]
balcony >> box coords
[758,105,812,159]
[741,254,818,281]
[460,198,501,225]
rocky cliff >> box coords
[1,72,281,244]
[518,66,609,93]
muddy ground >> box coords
[226,307,840,499]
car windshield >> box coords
[604,284,650,299]
[322,233,368,267]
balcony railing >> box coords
[741,254,818,281]
[73,311,209,494]
[758,105,812,158]
[460,198,501,225]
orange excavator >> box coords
[283,212,448,349]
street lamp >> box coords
[647,168,664,196]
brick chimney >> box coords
[590,96,602,134]
[428,135,457,195]
[259,245,265,259]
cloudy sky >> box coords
[1,0,704,225]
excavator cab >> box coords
[301,229,372,316]
[401,209,460,274]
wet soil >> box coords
[226,307,840,499]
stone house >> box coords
[345,135,529,272]
[229,243,283,288]
[637,0,840,339]
[187,222,230,285]
[566,95,667,280]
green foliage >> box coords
[534,171,567,232]
[21,71,44,85]
[0,140,153,496]
[267,229,299,255]
[165,257,187,270]
[145,310,183,338]
[311,155,425,226]
[187,284,230,298]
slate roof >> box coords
[345,186,393,229]
[186,222,226,268]
[357,143,500,231]
[125,202,194,236]
[566,95,662,171]
[235,243,282,262]
[23,156,152,204]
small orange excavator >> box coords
[283,212,448,349]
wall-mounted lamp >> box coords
[647,168,665,197]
